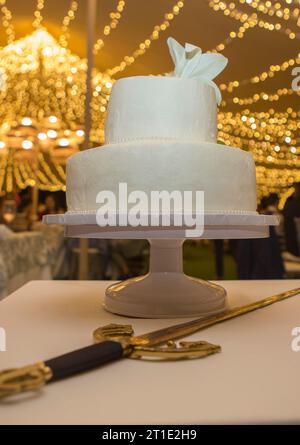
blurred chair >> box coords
[68,239,110,280]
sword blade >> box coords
[131,287,300,347]
[1,287,299,400]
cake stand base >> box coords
[105,239,227,318]
[43,212,278,318]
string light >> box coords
[220,53,300,93]
[48,115,58,124]
[0,1,297,201]
[38,152,64,189]
[218,107,300,150]
[58,137,69,147]
[107,0,185,76]
[21,117,32,126]
[238,0,298,24]
[207,0,300,40]
[221,86,300,106]
[0,0,15,45]
[38,132,47,140]
[47,130,57,139]
[94,1,126,54]
[0,153,7,190]
[33,0,45,29]
[59,1,78,48]
[53,162,66,182]
[0,29,112,193]
[212,14,257,52]
[217,106,300,197]
[22,140,33,150]
[256,165,300,201]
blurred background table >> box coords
[0,279,299,425]
[0,224,67,299]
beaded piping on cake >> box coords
[105,135,217,144]
[66,210,258,215]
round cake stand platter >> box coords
[43,213,278,319]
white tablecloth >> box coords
[0,279,300,425]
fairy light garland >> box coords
[207,0,300,40]
[0,153,7,191]
[33,0,45,29]
[218,107,300,142]
[59,1,78,48]
[0,0,15,44]
[0,29,113,193]
[256,166,300,201]
[94,0,126,54]
[14,163,27,189]
[220,53,300,93]
[0,0,297,199]
[238,0,298,23]
[209,0,268,28]
[221,86,300,106]
[217,107,300,198]
[219,134,300,167]
[107,0,185,76]
[212,13,257,52]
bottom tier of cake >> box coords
[66,140,257,214]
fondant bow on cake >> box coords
[167,37,228,105]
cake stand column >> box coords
[104,238,227,319]
[149,239,183,273]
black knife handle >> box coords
[45,341,124,383]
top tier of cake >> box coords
[105,76,217,144]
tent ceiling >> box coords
[2,0,298,111]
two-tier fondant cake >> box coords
[62,37,260,318]
[66,38,257,215]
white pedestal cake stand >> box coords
[43,213,278,319]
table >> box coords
[0,280,300,425]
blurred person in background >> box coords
[0,196,4,224]
[11,196,33,231]
[235,195,284,279]
[213,240,224,280]
[265,192,284,248]
[39,193,62,219]
[283,183,300,257]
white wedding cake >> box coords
[66,38,257,215]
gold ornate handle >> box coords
[93,324,221,361]
[0,362,52,400]
[130,340,221,360]
[0,323,221,400]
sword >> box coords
[0,286,299,400]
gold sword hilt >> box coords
[0,324,219,400]
[1,286,299,400]
[93,323,221,360]
[0,362,52,400]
